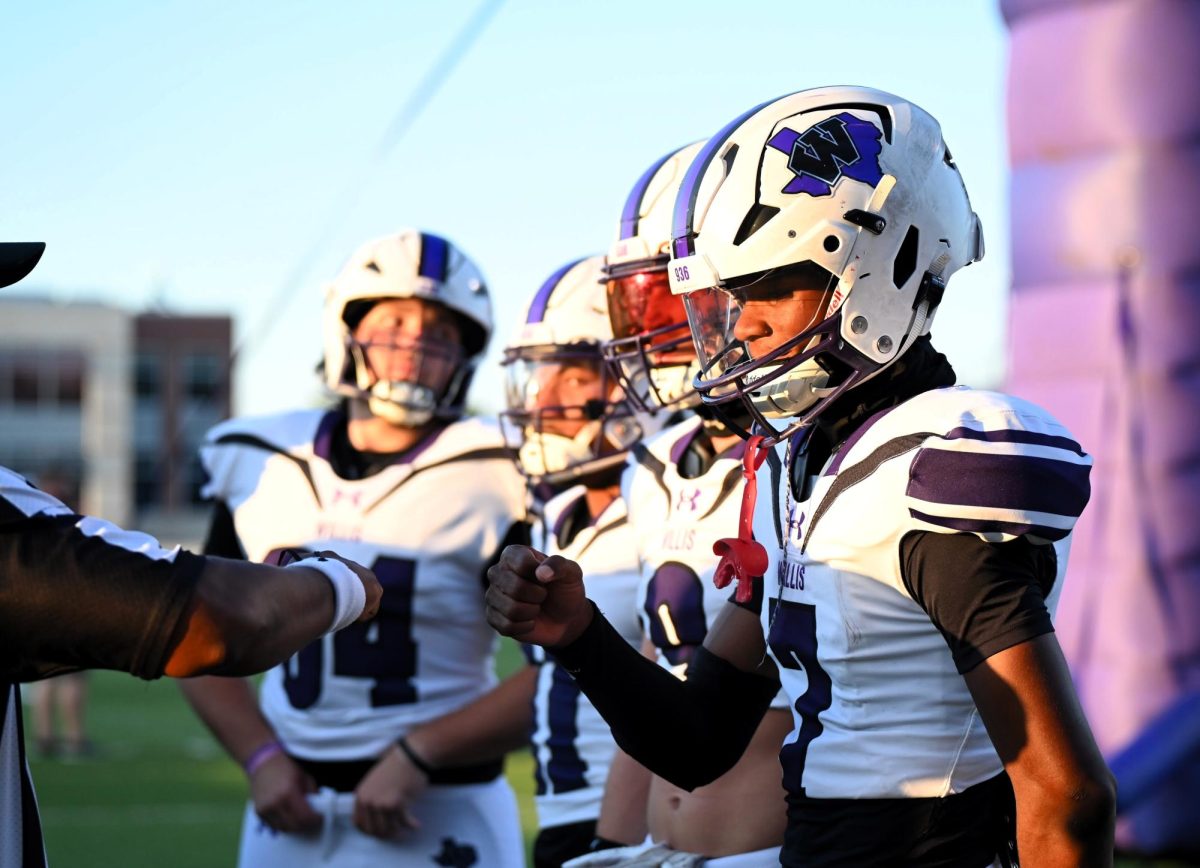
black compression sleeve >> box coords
[900,531,1057,673]
[552,603,779,790]
[0,514,203,681]
[202,500,246,559]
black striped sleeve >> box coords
[0,512,202,682]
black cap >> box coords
[0,243,46,289]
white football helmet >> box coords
[602,141,709,412]
[323,229,491,426]
[503,255,651,486]
[668,86,984,442]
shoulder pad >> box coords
[200,409,328,502]
[204,409,328,453]
[895,388,1092,543]
[414,416,516,466]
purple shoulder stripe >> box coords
[551,490,586,540]
[908,508,1071,542]
[417,233,450,282]
[908,449,1091,518]
[943,425,1086,457]
[668,424,702,466]
[671,95,782,259]
[526,258,584,324]
[620,149,675,241]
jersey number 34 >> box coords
[280,555,419,709]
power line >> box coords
[234,0,507,366]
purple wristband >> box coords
[243,740,285,776]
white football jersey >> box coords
[527,485,643,830]
[758,386,1091,799]
[201,409,526,760]
[625,417,788,711]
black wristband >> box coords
[396,736,435,777]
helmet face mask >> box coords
[502,346,640,486]
[603,264,699,412]
[503,256,654,488]
[668,87,984,443]
[602,141,709,414]
[346,317,467,427]
[323,230,491,427]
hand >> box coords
[248,752,322,834]
[353,745,427,839]
[310,551,383,622]
[485,545,592,647]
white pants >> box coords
[236,779,525,867]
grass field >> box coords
[23,644,1192,867]
[26,639,537,868]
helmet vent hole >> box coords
[733,203,780,246]
[364,261,381,273]
[721,144,739,176]
[823,235,840,253]
[892,225,919,289]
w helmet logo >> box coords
[766,112,884,197]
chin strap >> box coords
[711,434,770,603]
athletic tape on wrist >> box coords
[287,557,366,633]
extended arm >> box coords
[168,554,373,677]
[486,546,779,791]
[0,511,379,681]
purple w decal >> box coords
[767,112,884,197]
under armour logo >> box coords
[674,488,702,512]
[786,506,806,539]
[432,837,478,867]
[766,112,883,197]
[331,489,363,507]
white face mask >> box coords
[745,358,832,419]
[517,422,604,478]
[365,380,437,427]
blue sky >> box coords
[1,1,1009,414]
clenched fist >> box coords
[485,545,593,648]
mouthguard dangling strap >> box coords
[712,434,771,603]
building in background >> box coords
[0,297,231,546]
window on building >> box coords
[186,454,210,505]
[55,351,84,405]
[135,353,161,399]
[11,354,39,405]
[183,353,224,401]
[134,454,161,509]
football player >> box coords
[179,230,529,867]
[501,255,652,867]
[0,242,382,868]
[590,144,790,864]
[487,88,1115,868]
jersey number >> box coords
[643,561,708,669]
[767,598,832,796]
[280,554,419,709]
